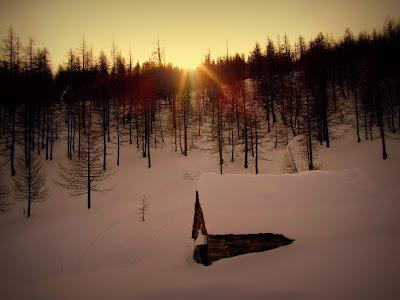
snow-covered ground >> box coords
[0,130,400,299]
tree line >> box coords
[0,19,399,216]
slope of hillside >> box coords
[0,132,399,299]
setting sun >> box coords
[2,0,399,69]
[173,56,200,70]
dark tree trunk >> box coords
[369,112,373,141]
[184,99,188,157]
[67,112,70,158]
[332,79,337,112]
[231,108,235,162]
[136,113,139,149]
[306,95,314,170]
[354,87,361,143]
[46,113,50,160]
[378,105,387,160]
[265,79,270,132]
[142,114,147,157]
[107,99,111,142]
[270,76,276,123]
[72,115,76,154]
[243,99,248,169]
[117,101,120,166]
[323,114,330,148]
[147,109,151,168]
[255,122,258,174]
[27,114,32,217]
[376,88,387,160]
[103,98,107,170]
[24,106,28,167]
[217,98,223,174]
[173,96,177,152]
[364,107,368,140]
[129,102,133,145]
[50,117,53,161]
[41,111,45,150]
[87,124,91,209]
[250,123,254,158]
[10,107,16,176]
[159,103,164,143]
[78,109,81,158]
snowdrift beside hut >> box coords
[196,169,362,238]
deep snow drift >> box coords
[0,132,399,300]
[198,169,365,236]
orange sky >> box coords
[1,0,400,70]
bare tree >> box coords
[0,172,8,213]
[59,103,113,209]
[215,92,224,174]
[138,195,150,222]
[14,152,47,218]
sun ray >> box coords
[197,64,224,88]
[177,68,189,97]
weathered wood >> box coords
[192,191,207,240]
[193,244,210,265]
[194,233,294,266]
[192,191,294,266]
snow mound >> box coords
[197,169,361,235]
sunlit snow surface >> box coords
[0,133,399,299]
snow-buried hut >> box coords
[192,173,294,265]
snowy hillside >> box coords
[0,133,400,300]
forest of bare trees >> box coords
[1,19,400,216]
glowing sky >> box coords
[1,0,400,70]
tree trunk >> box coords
[147,110,151,168]
[27,115,32,217]
[135,113,139,149]
[255,122,258,174]
[50,117,53,161]
[87,124,91,209]
[184,100,188,157]
[306,95,314,170]
[378,105,387,160]
[217,98,223,174]
[103,98,107,170]
[265,79,270,132]
[117,102,120,166]
[78,109,81,158]
[10,107,16,176]
[354,88,361,143]
[173,97,177,152]
[46,113,50,160]
[364,108,368,140]
[129,102,133,145]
